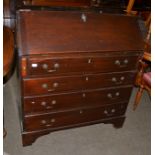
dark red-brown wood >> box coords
[24,103,127,131]
[3,0,16,29]
[23,71,135,96]
[16,11,144,146]
[26,54,139,77]
[18,0,91,7]
[3,26,14,80]
[24,86,132,114]
[17,11,144,56]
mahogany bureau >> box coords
[16,10,144,146]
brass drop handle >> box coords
[111,109,116,113]
[120,76,125,81]
[111,77,123,84]
[85,77,89,81]
[45,119,55,127]
[88,58,92,64]
[42,63,59,73]
[107,93,112,98]
[41,120,47,124]
[41,101,47,106]
[42,63,48,69]
[54,63,60,69]
[124,59,129,64]
[115,92,120,96]
[81,13,87,22]
[82,93,86,98]
[115,59,129,67]
[104,109,115,116]
[115,60,121,65]
[42,83,55,92]
[107,92,120,99]
[104,110,108,114]
[42,83,48,89]
[79,110,83,114]
[51,118,56,123]
[53,82,59,88]
[51,100,57,105]
[23,0,32,5]
[41,118,55,126]
[31,101,35,104]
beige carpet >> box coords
[3,72,151,155]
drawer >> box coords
[24,86,132,114]
[23,71,135,96]
[26,55,139,77]
[23,103,127,131]
[21,0,91,7]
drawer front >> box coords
[23,72,135,96]
[21,0,91,7]
[24,103,127,131]
[24,86,132,114]
[27,55,138,76]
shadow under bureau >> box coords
[16,10,144,146]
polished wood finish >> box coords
[16,11,144,146]
[23,72,135,96]
[3,26,14,80]
[26,54,139,77]
[17,11,143,56]
[3,0,16,29]
[24,86,132,114]
[24,103,127,131]
[18,0,91,7]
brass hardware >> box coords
[51,119,55,123]
[88,59,92,64]
[42,63,57,72]
[42,64,48,69]
[31,101,35,104]
[54,63,60,69]
[104,110,108,114]
[124,59,129,64]
[115,60,120,65]
[47,69,56,73]
[23,0,32,5]
[79,110,83,114]
[82,93,86,98]
[46,124,52,127]
[85,77,89,81]
[107,93,112,98]
[42,83,48,89]
[111,109,116,113]
[41,120,46,124]
[52,100,56,105]
[41,101,46,106]
[112,77,117,82]
[81,13,87,22]
[99,10,103,14]
[120,76,125,81]
[53,82,59,88]
[115,92,120,96]
[46,106,52,109]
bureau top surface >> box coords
[17,10,144,56]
